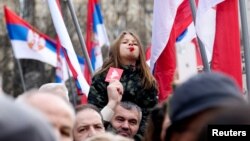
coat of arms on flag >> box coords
[27,30,45,51]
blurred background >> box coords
[1,0,250,101]
[0,0,153,100]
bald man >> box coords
[39,83,69,101]
[17,90,75,141]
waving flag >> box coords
[5,6,76,84]
[85,0,109,83]
[55,0,65,83]
[196,0,224,63]
[211,0,242,89]
[151,0,195,102]
[4,6,60,67]
[55,54,86,83]
[196,0,242,89]
[47,0,90,101]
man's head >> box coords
[111,101,142,138]
[73,104,105,141]
[18,90,75,141]
[166,72,246,141]
[39,83,69,101]
[0,94,57,141]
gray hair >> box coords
[75,104,104,124]
[15,89,75,117]
[39,83,69,101]
[118,101,142,122]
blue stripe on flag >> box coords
[55,75,62,83]
[176,29,188,42]
[93,4,103,33]
[7,24,28,41]
[77,56,85,65]
[7,24,59,54]
[91,48,96,70]
[45,39,58,54]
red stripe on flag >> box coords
[192,38,203,68]
[211,0,242,89]
[154,0,193,102]
[85,0,94,84]
[154,30,177,101]
[4,6,56,43]
[63,50,77,78]
[63,49,87,99]
[145,46,151,61]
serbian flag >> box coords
[85,0,110,83]
[4,6,61,67]
[196,0,242,89]
[55,55,86,83]
[54,0,86,83]
[55,0,66,83]
[47,0,90,100]
[4,6,75,84]
[151,0,195,102]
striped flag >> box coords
[4,6,85,84]
[196,0,242,89]
[85,0,109,83]
[151,0,195,102]
[196,0,224,63]
[4,6,60,67]
[47,0,90,101]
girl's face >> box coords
[119,33,140,64]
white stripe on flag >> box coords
[47,0,90,95]
[11,40,57,66]
[195,0,224,62]
[151,0,184,72]
[96,24,110,47]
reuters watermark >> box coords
[207,125,249,141]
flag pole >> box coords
[8,37,26,92]
[189,0,210,72]
[239,0,250,98]
[67,70,77,107]
[64,0,94,77]
[55,0,78,106]
[15,59,27,92]
[12,0,27,92]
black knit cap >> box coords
[169,72,245,123]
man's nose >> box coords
[88,127,97,137]
[121,121,129,129]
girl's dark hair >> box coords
[143,103,168,141]
[95,31,157,90]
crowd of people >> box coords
[1,31,249,141]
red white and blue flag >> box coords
[85,0,110,83]
[4,6,61,67]
[4,6,85,84]
[47,0,90,100]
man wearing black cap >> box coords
[165,72,247,141]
